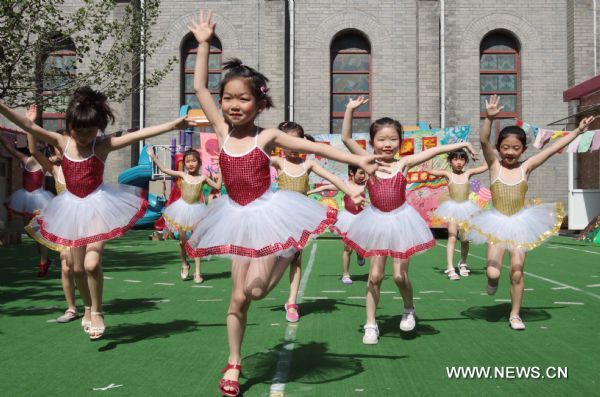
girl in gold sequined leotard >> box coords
[273,121,366,323]
[148,147,222,284]
[429,149,488,280]
[470,94,594,331]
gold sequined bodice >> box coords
[277,160,310,195]
[490,166,528,216]
[448,174,470,202]
[180,178,203,204]
[54,166,66,194]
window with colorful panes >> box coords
[331,31,371,134]
[182,34,222,140]
[41,37,76,132]
[480,32,520,133]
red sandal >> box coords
[218,363,242,397]
[37,259,51,278]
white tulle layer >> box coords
[33,184,147,247]
[185,190,337,258]
[467,202,564,252]
[342,203,435,259]
[329,211,357,237]
[163,198,207,232]
[435,199,480,226]
[5,188,54,217]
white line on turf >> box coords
[554,301,584,305]
[494,299,511,302]
[196,299,223,302]
[191,285,213,288]
[154,282,175,286]
[437,243,600,300]
[103,276,113,280]
[143,299,170,304]
[548,244,600,255]
[302,296,329,300]
[348,296,366,299]
[321,290,345,293]
[586,284,600,288]
[270,243,318,397]
[123,280,142,283]
[92,383,123,391]
[552,286,576,290]
[419,291,444,294]
[440,298,465,301]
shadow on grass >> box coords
[261,298,365,317]
[431,266,486,276]
[376,314,441,340]
[461,303,555,323]
[238,341,407,395]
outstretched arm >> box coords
[308,160,365,204]
[147,147,186,178]
[0,133,29,163]
[467,163,489,177]
[341,97,369,156]
[0,101,65,149]
[270,129,384,175]
[426,169,449,179]
[189,10,229,140]
[101,117,190,154]
[307,183,337,195]
[524,116,596,173]
[481,94,503,168]
[403,142,478,169]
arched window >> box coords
[480,32,520,132]
[41,37,76,131]
[331,31,371,134]
[181,34,222,110]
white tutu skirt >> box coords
[329,211,358,237]
[342,203,435,259]
[185,190,337,258]
[25,215,66,252]
[163,198,207,232]
[468,202,564,252]
[27,184,148,249]
[435,199,480,229]
[5,188,54,218]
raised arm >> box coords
[341,97,369,156]
[189,10,229,140]
[403,141,478,170]
[269,129,384,175]
[146,147,186,178]
[101,117,189,154]
[426,169,450,179]
[28,134,54,174]
[205,169,222,190]
[481,95,503,168]
[524,115,596,173]
[270,155,283,170]
[307,183,337,195]
[0,101,64,148]
[466,163,489,177]
[0,134,29,163]
[308,160,364,203]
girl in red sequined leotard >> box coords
[1,108,54,277]
[0,87,191,341]
[341,96,479,345]
[186,12,383,396]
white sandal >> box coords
[509,315,526,330]
[89,311,106,340]
[458,263,470,277]
[81,306,91,333]
[444,268,460,280]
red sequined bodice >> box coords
[219,147,271,206]
[367,171,407,212]
[343,192,365,215]
[62,155,104,198]
[23,168,44,192]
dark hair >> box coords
[369,117,403,142]
[448,149,469,164]
[348,164,359,175]
[66,86,115,132]
[220,58,274,109]
[16,147,31,156]
[304,134,315,142]
[278,121,305,138]
[183,149,201,165]
[496,126,527,148]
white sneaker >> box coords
[399,309,416,332]
[362,324,379,344]
[509,315,526,330]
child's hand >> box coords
[146,146,155,158]
[347,185,366,206]
[578,115,597,133]
[26,105,37,122]
[188,10,216,44]
[464,142,479,161]
[358,154,388,175]
[346,96,368,111]
[172,116,193,130]
[485,94,503,119]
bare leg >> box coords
[365,256,386,325]
[178,232,190,279]
[392,258,413,310]
[83,242,105,336]
[287,251,302,306]
[446,222,458,270]
[509,250,526,317]
[342,246,352,278]
[71,246,92,325]
[61,249,77,310]
[459,230,470,264]
[486,244,505,288]
[194,257,203,283]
